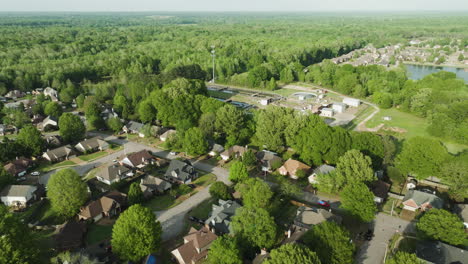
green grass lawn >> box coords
[366,108,467,153]
[25,200,65,225]
[86,223,114,245]
[189,198,216,220]
[37,160,76,173]
[144,173,216,211]
[78,151,108,162]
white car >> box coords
[31,171,40,176]
[169,151,178,156]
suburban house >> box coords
[54,221,87,251]
[371,180,391,204]
[78,191,127,222]
[38,116,58,131]
[0,185,37,208]
[31,114,45,125]
[5,89,25,99]
[164,159,199,184]
[220,145,248,161]
[44,135,62,148]
[205,199,242,234]
[278,159,311,180]
[123,121,145,137]
[343,97,361,107]
[320,108,334,117]
[4,157,33,177]
[308,164,336,184]
[74,137,109,153]
[416,241,467,264]
[454,204,468,229]
[402,190,444,211]
[171,226,217,264]
[293,206,342,231]
[43,87,59,101]
[100,107,118,120]
[208,143,225,157]
[121,150,154,169]
[42,145,75,163]
[96,164,133,185]
[256,150,282,172]
[160,129,176,142]
[140,175,172,198]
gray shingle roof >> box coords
[403,190,444,209]
[0,185,37,197]
[205,199,242,234]
[164,160,197,182]
[99,164,130,182]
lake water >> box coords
[405,64,468,83]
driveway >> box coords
[356,213,415,264]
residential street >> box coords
[356,213,415,264]
[39,133,230,241]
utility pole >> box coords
[211,45,216,83]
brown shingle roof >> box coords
[79,192,127,219]
[173,226,217,264]
[125,150,153,167]
[280,159,311,175]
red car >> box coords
[318,200,330,208]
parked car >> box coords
[169,151,178,156]
[318,200,330,208]
[16,176,26,182]
[365,229,374,241]
[188,184,196,189]
[31,171,40,176]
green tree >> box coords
[138,100,156,123]
[340,182,376,222]
[207,235,242,264]
[47,169,88,218]
[229,161,249,182]
[416,209,467,246]
[267,77,278,91]
[59,113,86,143]
[255,106,294,151]
[16,125,45,156]
[242,149,257,166]
[76,94,85,108]
[232,207,277,249]
[128,182,144,205]
[302,221,355,264]
[44,101,63,117]
[396,137,448,180]
[0,205,40,264]
[183,127,209,156]
[0,167,14,191]
[440,154,468,201]
[112,204,162,262]
[51,251,101,264]
[209,181,232,200]
[386,251,424,264]
[335,149,375,188]
[215,104,249,146]
[107,117,123,133]
[458,53,465,62]
[265,243,321,264]
[235,178,273,209]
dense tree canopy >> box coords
[209,181,232,200]
[335,149,375,187]
[235,178,273,209]
[207,235,243,264]
[303,221,355,264]
[229,160,249,182]
[416,209,467,246]
[16,125,45,156]
[128,182,144,205]
[264,243,321,264]
[59,113,86,143]
[396,137,448,180]
[112,204,162,262]
[232,207,277,249]
[47,169,88,218]
[386,251,424,264]
[340,182,377,222]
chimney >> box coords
[287,229,291,238]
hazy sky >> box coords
[2,0,468,12]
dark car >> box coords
[365,229,374,241]
[188,184,196,189]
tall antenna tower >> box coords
[211,45,216,83]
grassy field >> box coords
[78,151,108,162]
[86,223,114,245]
[37,160,76,172]
[366,108,467,153]
[23,200,65,225]
[144,173,216,211]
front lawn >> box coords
[86,222,114,245]
[79,151,108,162]
[25,199,65,225]
[37,160,76,173]
[193,173,216,187]
[189,198,216,220]
[144,194,177,211]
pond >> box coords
[405,64,468,83]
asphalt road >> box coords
[39,132,230,241]
[356,213,415,264]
